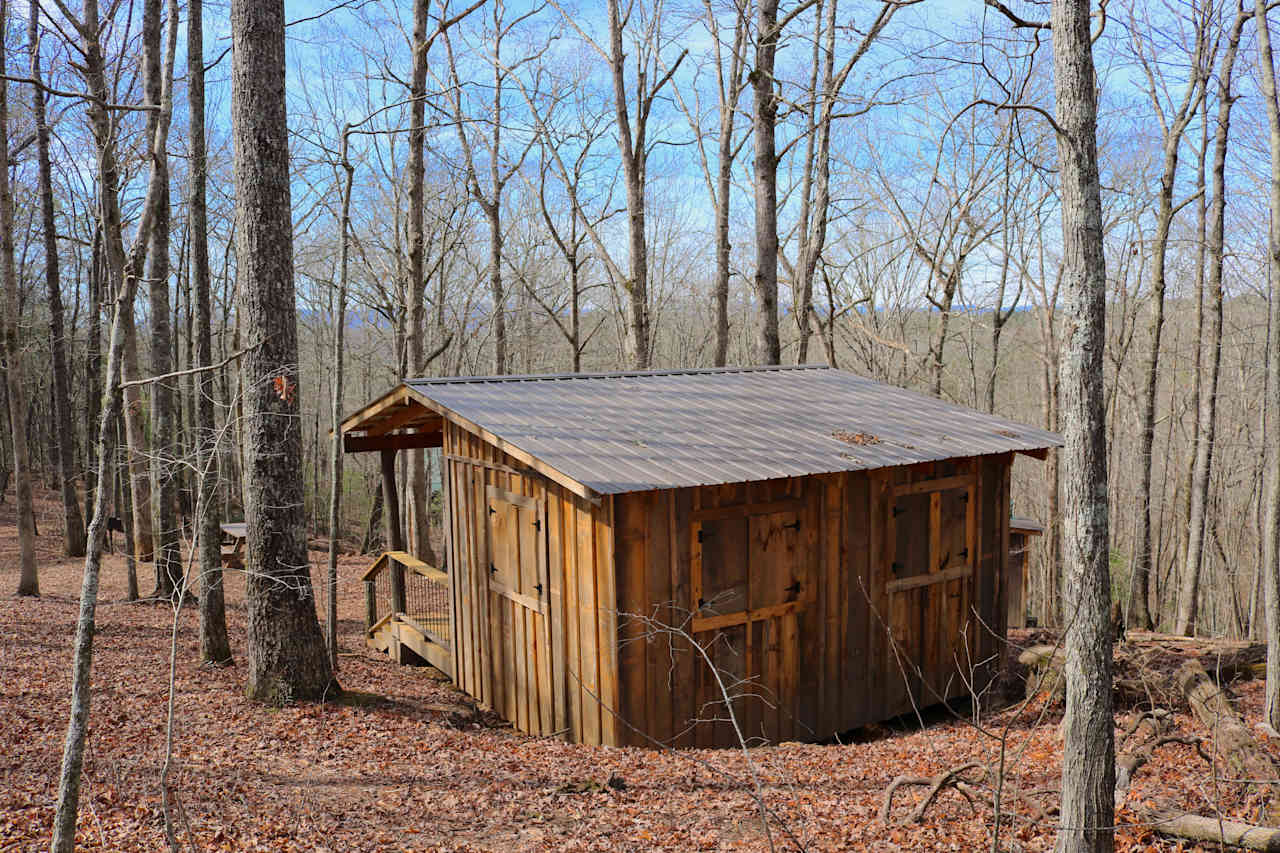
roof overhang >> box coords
[339,383,601,503]
[339,385,444,453]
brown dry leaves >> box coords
[0,490,1273,851]
[831,430,882,447]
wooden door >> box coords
[690,502,812,746]
[485,485,555,735]
[885,471,976,710]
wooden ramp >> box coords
[363,551,453,678]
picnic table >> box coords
[220,522,247,569]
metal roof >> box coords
[405,365,1062,495]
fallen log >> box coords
[1016,641,1268,709]
[1148,812,1280,852]
[1177,660,1280,825]
[1017,645,1154,706]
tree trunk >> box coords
[1050,0,1115,848]
[1255,0,1280,733]
[794,1,838,367]
[85,228,102,525]
[405,0,435,567]
[117,413,139,601]
[707,0,745,368]
[327,130,354,671]
[144,0,181,599]
[49,204,134,853]
[1143,41,1205,634]
[190,0,231,665]
[0,0,37,597]
[230,0,334,703]
[29,0,86,559]
[751,0,782,365]
[1136,205,1174,632]
[607,0,651,369]
[1183,7,1245,660]
[49,0,160,820]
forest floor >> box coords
[1,488,1277,851]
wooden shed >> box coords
[339,366,1061,747]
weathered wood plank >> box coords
[669,488,695,748]
[563,495,583,743]
[644,490,674,747]
[615,492,649,746]
[689,497,804,523]
[576,498,601,745]
[893,472,977,497]
[886,565,974,594]
[596,496,619,746]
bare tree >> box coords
[143,0,182,600]
[750,0,902,365]
[709,1,747,367]
[520,98,613,372]
[1,0,37,597]
[326,125,354,671]
[406,0,435,567]
[441,0,541,376]
[788,0,903,365]
[1256,0,1280,732]
[191,0,231,664]
[1049,0,1116,845]
[403,0,478,565]
[29,0,86,559]
[1124,2,1211,634]
[672,0,748,367]
[230,0,334,702]
[1181,0,1246,659]
[749,0,787,364]
[553,0,686,368]
[51,0,179,831]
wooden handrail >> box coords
[360,550,445,583]
[363,550,449,631]
[368,610,396,635]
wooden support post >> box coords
[381,448,407,613]
[365,579,377,630]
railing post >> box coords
[380,448,408,614]
[365,579,377,630]
[391,555,407,615]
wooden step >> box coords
[366,613,452,677]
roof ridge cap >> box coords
[405,364,832,385]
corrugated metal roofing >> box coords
[405,365,1061,495]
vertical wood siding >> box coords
[441,420,1014,748]
[613,455,1014,747]
[443,423,618,744]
